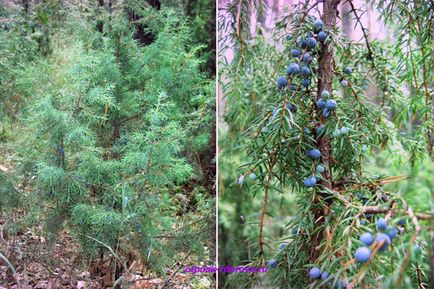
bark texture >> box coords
[310,0,341,263]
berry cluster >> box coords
[309,266,348,288]
[273,17,350,190]
[277,20,328,92]
[354,217,401,263]
[316,90,337,118]
[303,148,323,187]
[305,217,405,287]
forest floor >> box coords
[0,226,194,288]
[0,146,200,289]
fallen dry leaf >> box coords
[77,280,87,289]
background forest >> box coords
[0,0,215,288]
[219,0,432,288]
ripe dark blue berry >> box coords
[303,176,317,187]
[302,52,312,63]
[376,218,388,231]
[375,233,391,252]
[314,19,323,31]
[277,76,288,89]
[309,267,321,279]
[386,227,398,240]
[344,67,352,74]
[286,63,300,75]
[301,66,311,76]
[302,79,311,87]
[321,271,328,280]
[318,31,327,42]
[316,99,326,109]
[325,99,337,110]
[308,149,321,159]
[307,37,317,48]
[360,232,374,246]
[355,247,371,263]
[286,103,298,113]
[291,49,302,57]
[322,108,331,118]
[268,259,278,268]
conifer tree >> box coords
[220,1,432,288]
[0,1,214,282]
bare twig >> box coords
[84,235,127,272]
[361,205,432,221]
[0,252,21,289]
[258,162,274,257]
[362,206,391,214]
[306,0,323,14]
[346,0,375,67]
[162,251,192,288]
[235,0,244,65]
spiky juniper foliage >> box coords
[0,172,21,214]
[220,1,431,288]
[0,14,37,123]
[11,3,214,276]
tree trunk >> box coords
[125,0,160,45]
[310,0,341,263]
[22,0,29,14]
[96,0,104,33]
[185,0,196,17]
[208,0,216,76]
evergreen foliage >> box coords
[0,0,215,284]
[219,1,432,288]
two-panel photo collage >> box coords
[0,0,433,288]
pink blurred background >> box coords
[218,0,388,117]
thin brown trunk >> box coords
[186,0,196,17]
[96,0,104,33]
[22,0,29,14]
[208,0,216,76]
[310,0,341,263]
[125,0,160,45]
